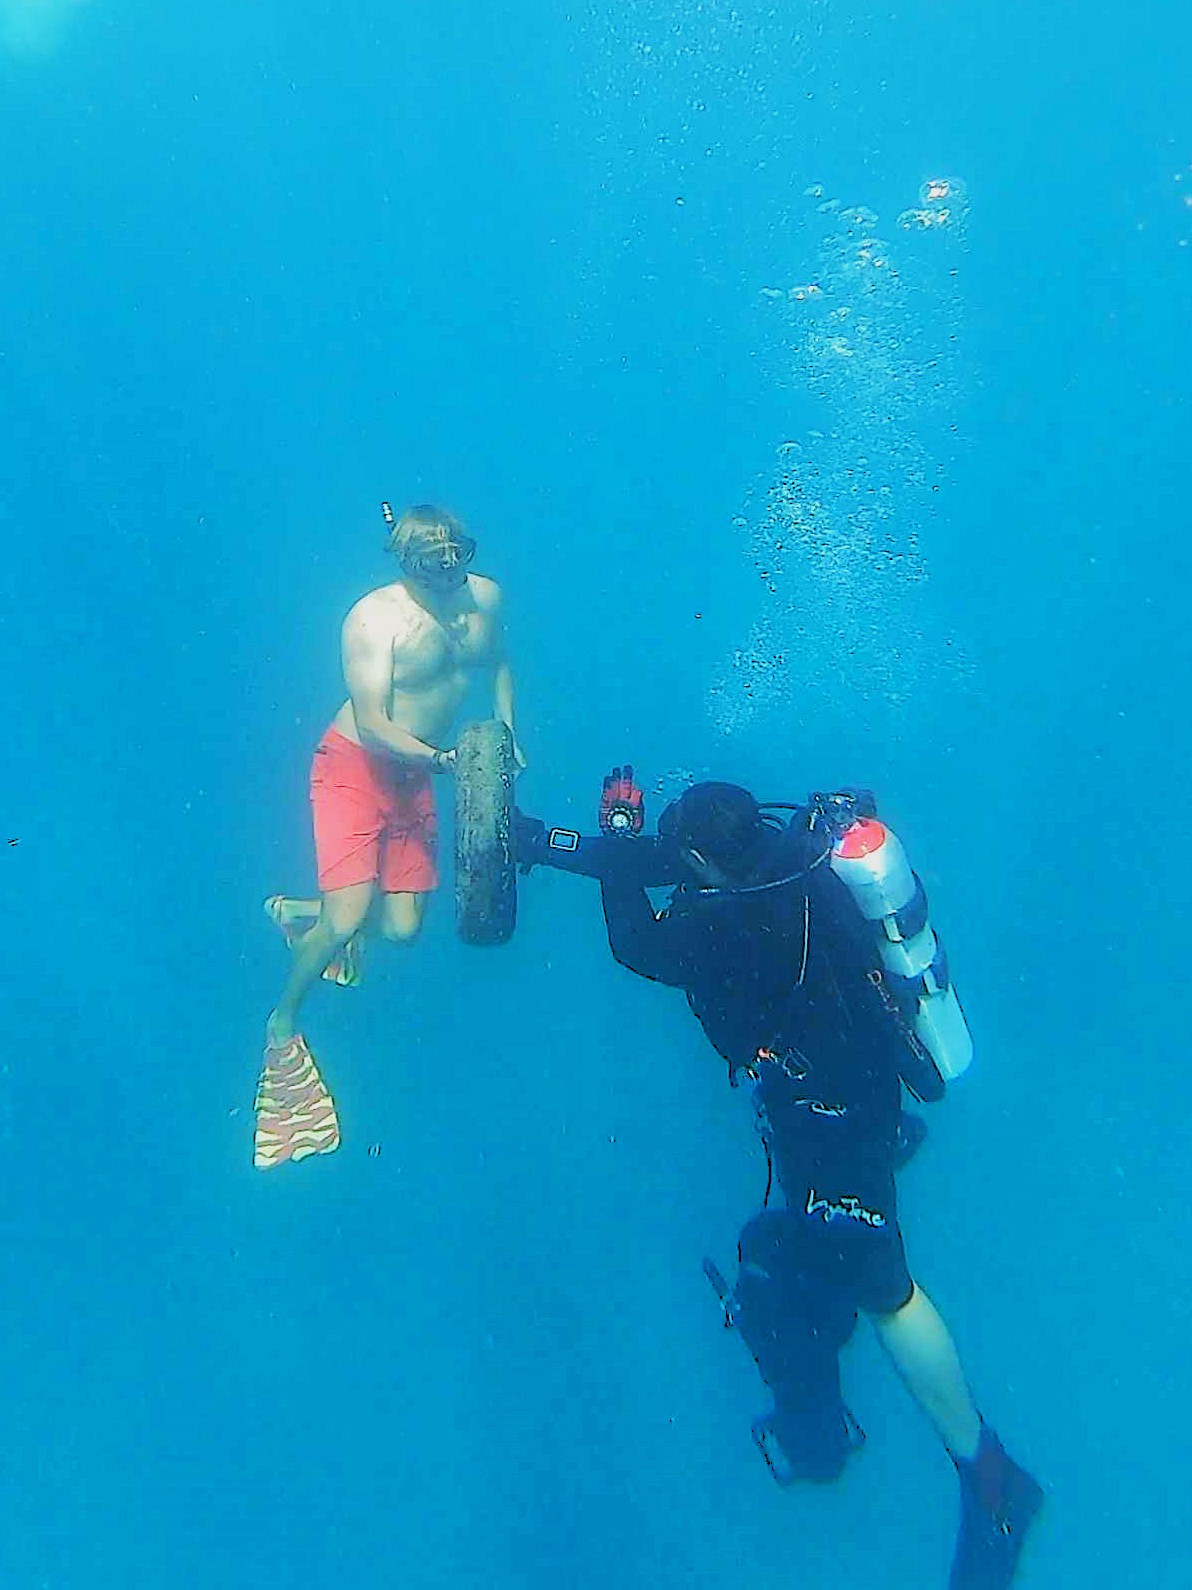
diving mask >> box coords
[403,534,476,587]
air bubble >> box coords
[920,176,965,206]
[897,207,941,231]
[839,206,879,227]
[711,173,971,740]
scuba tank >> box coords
[828,816,973,1086]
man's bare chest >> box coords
[391,609,492,686]
[436,607,491,657]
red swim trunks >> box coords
[310,726,439,894]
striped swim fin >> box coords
[253,1035,341,1169]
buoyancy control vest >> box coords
[689,790,970,1102]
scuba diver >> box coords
[515,770,1042,1589]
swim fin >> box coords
[950,1425,1043,1589]
[253,1034,341,1169]
[321,932,364,988]
[752,1402,865,1487]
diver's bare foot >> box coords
[265,1010,297,1050]
[264,895,321,938]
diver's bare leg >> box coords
[871,1283,982,1461]
[265,882,373,1048]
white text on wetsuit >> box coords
[805,1189,887,1228]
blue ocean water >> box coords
[2,0,1189,1584]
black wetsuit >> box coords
[517,805,930,1482]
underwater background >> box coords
[2,0,1190,1583]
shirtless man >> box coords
[264,504,521,1053]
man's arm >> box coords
[514,813,685,886]
[515,764,695,985]
[599,871,692,987]
[341,599,451,769]
[494,653,518,760]
[512,817,692,981]
[480,582,524,769]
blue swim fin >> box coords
[951,1425,1043,1589]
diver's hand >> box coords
[599,765,644,837]
[512,809,546,872]
[431,747,456,774]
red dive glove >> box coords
[599,765,645,837]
